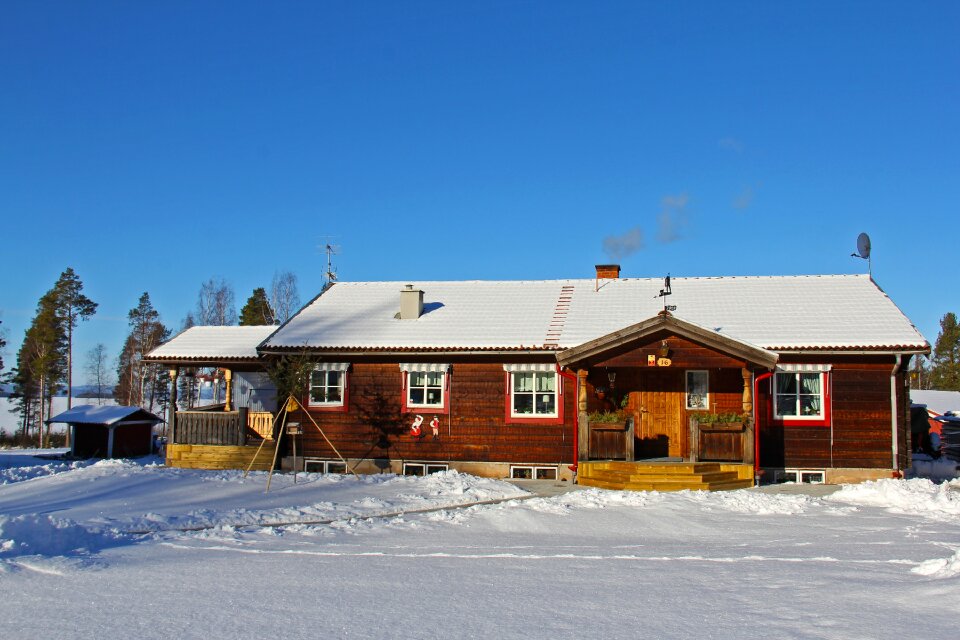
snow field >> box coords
[1,451,959,639]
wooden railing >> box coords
[175,409,247,446]
[247,411,275,440]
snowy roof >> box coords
[147,326,277,361]
[47,405,162,425]
[262,274,928,353]
[910,390,960,415]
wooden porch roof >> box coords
[556,312,779,369]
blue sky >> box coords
[1,1,957,382]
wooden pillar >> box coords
[742,368,755,466]
[168,367,179,453]
[577,369,589,461]
[223,368,233,412]
[106,426,115,458]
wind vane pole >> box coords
[656,274,676,313]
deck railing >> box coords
[175,409,248,446]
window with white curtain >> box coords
[774,371,825,419]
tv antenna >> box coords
[319,237,339,286]
[655,274,677,312]
[851,232,871,276]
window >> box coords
[686,370,709,410]
[403,462,449,476]
[308,363,349,409]
[408,371,444,407]
[510,465,558,480]
[511,371,558,417]
[775,469,825,484]
[775,372,825,420]
[304,459,347,474]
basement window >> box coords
[775,469,825,484]
[403,462,449,476]
[510,465,558,480]
[304,459,348,474]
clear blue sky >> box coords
[1,1,957,384]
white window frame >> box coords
[308,366,346,408]
[510,465,558,480]
[406,370,445,408]
[775,469,825,484]
[685,370,709,410]
[509,370,559,418]
[402,462,449,476]
[774,371,826,421]
[304,459,348,474]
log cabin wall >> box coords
[758,355,905,470]
[290,361,575,466]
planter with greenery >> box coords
[693,412,747,430]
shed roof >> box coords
[147,325,277,362]
[47,405,162,426]
[910,390,960,415]
[261,274,928,354]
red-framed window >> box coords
[400,367,450,415]
[772,370,831,427]
[504,367,565,425]
[307,365,350,413]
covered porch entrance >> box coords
[559,312,779,488]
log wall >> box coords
[291,362,575,466]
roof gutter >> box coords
[775,349,929,356]
[891,354,904,474]
[256,349,563,358]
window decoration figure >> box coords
[410,414,424,440]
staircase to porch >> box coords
[577,461,754,492]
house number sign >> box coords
[657,358,672,367]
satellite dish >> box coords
[851,232,872,276]
[856,232,871,259]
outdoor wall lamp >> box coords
[658,340,670,358]
[607,370,616,388]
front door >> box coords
[628,370,684,459]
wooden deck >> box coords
[577,461,754,492]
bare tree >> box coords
[85,343,111,405]
[197,278,236,326]
[270,270,301,325]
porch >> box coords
[167,408,277,470]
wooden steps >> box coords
[577,461,754,492]
[166,443,275,471]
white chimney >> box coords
[399,284,424,319]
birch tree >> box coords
[270,270,301,324]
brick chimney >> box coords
[399,284,424,319]
[595,264,621,280]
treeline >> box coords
[1,269,301,448]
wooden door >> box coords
[628,370,685,459]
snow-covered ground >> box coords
[2,451,959,639]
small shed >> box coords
[47,405,162,459]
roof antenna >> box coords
[851,232,871,277]
[319,237,339,289]
[656,274,676,312]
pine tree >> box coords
[50,268,97,448]
[930,312,960,391]
[239,287,275,325]
[12,291,67,446]
[115,293,168,407]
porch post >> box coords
[223,368,233,412]
[742,368,755,466]
[168,367,179,453]
[577,369,589,461]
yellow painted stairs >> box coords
[577,461,754,492]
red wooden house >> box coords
[150,266,929,489]
[260,266,928,486]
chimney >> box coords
[595,264,621,279]
[399,284,424,319]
